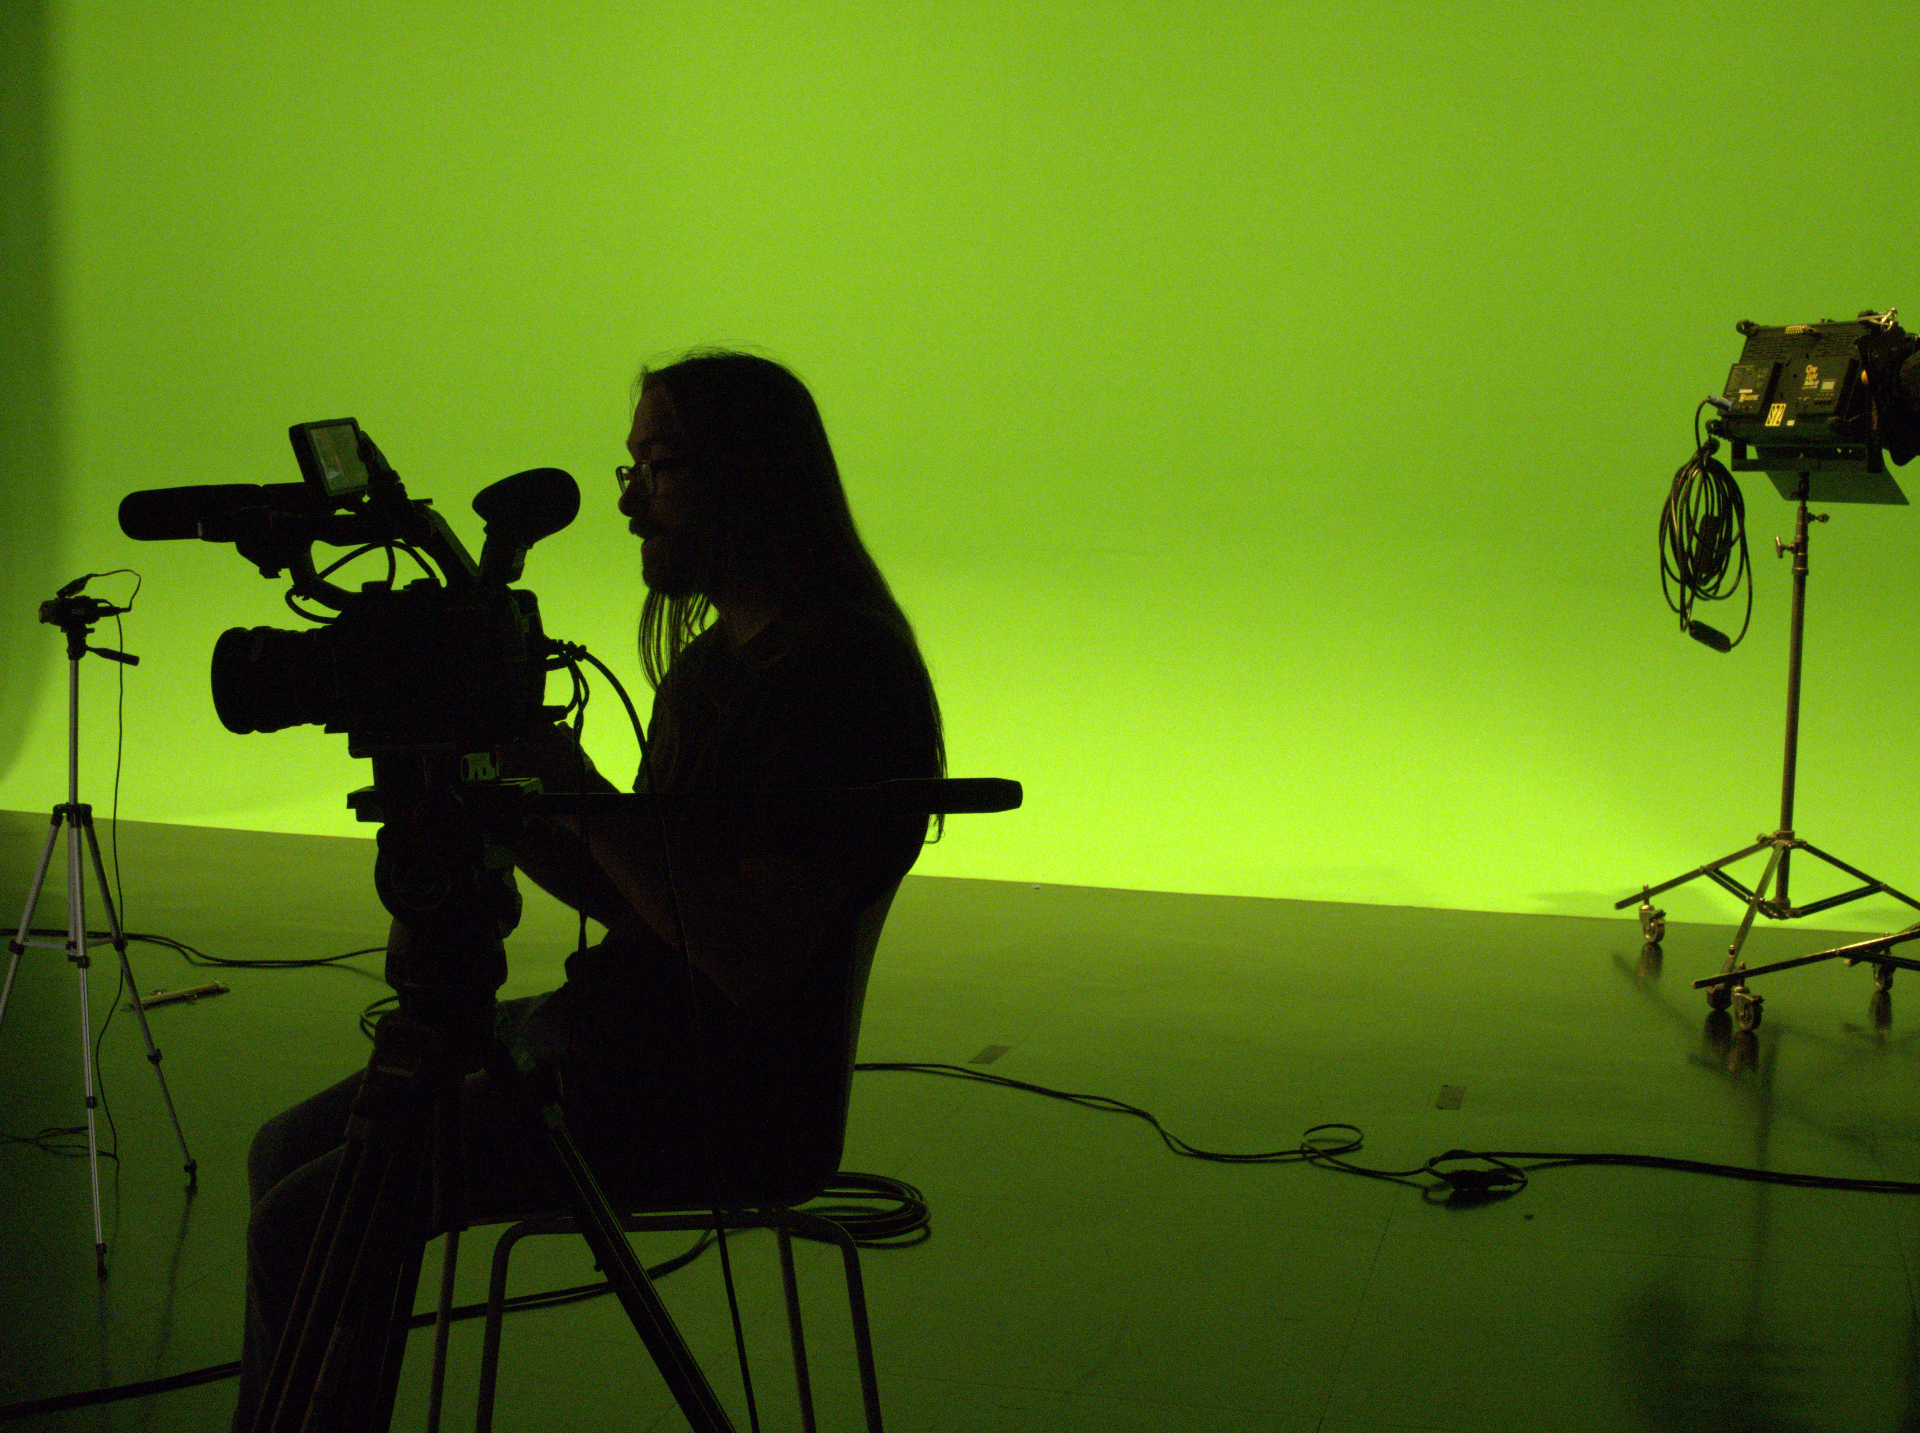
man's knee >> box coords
[246,1073,359,1205]
[247,1109,298,1207]
[247,1146,341,1271]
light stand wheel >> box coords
[1874,961,1896,993]
[1732,985,1764,1032]
[1637,901,1667,944]
[1705,980,1734,1011]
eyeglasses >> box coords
[615,458,686,497]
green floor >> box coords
[3,809,1918,1432]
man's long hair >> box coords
[635,349,945,779]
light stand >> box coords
[2,590,198,1276]
[1618,474,1919,1030]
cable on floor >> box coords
[12,962,1920,1422]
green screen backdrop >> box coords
[5,0,1918,930]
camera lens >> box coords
[211,626,334,734]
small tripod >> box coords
[1617,477,1920,1029]
[3,585,197,1277]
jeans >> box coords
[231,978,724,1431]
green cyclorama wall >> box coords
[4,1,1918,931]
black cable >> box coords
[89,952,124,1187]
[359,992,398,1040]
[0,1126,120,1159]
[24,929,387,973]
[313,540,435,587]
[1659,398,1752,651]
[284,542,439,624]
[6,924,386,1148]
[566,654,593,959]
[17,1051,1920,1420]
[283,588,336,624]
[853,1062,1920,1199]
[90,593,138,1175]
[37,623,1912,1419]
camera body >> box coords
[121,418,578,760]
[212,582,546,755]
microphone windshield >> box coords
[471,468,579,545]
[120,485,272,541]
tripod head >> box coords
[353,754,536,1071]
[39,581,138,665]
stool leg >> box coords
[837,1238,885,1433]
[777,1225,817,1433]
[477,1222,536,1433]
[426,1229,460,1433]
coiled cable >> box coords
[1659,399,1751,651]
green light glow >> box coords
[5,1,1918,929]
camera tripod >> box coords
[251,761,749,1433]
[253,768,1021,1432]
[1616,477,1920,1028]
[3,589,198,1277]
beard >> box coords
[640,530,713,600]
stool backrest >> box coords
[679,875,904,1210]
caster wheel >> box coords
[1875,963,1895,993]
[1706,981,1734,1010]
[1637,903,1667,943]
[1732,986,1763,1032]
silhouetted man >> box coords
[234,351,944,1429]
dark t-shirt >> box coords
[545,602,940,1174]
[568,601,940,981]
[642,603,940,867]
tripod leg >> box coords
[256,1135,380,1432]
[1794,840,1920,915]
[488,1048,739,1433]
[80,814,197,1187]
[259,1081,420,1430]
[363,1210,431,1432]
[305,1144,423,1431]
[63,815,110,1278]
[288,1132,434,1433]
[425,1229,461,1433]
[362,1077,460,1433]
[2,812,66,1034]
[0,942,20,1045]
[1615,837,1773,910]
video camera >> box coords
[118,419,579,757]
[1707,307,1920,502]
